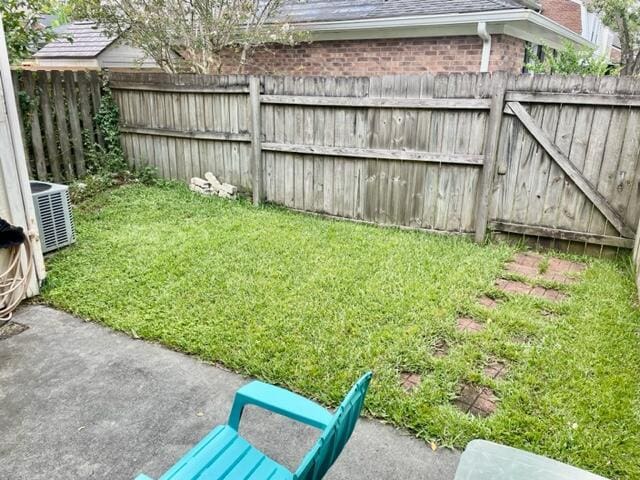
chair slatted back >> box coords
[294,372,372,480]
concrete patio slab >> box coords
[0,305,460,480]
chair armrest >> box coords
[228,381,333,431]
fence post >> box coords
[250,76,263,205]
[474,73,507,244]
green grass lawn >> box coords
[42,183,640,479]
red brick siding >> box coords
[540,0,582,34]
[219,35,525,76]
[489,35,526,73]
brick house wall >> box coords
[540,0,582,34]
[220,35,526,76]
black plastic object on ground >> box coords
[0,218,26,249]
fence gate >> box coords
[488,75,640,251]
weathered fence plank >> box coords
[250,76,262,204]
[21,71,47,180]
[14,69,103,182]
[475,74,506,243]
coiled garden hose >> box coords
[0,225,34,323]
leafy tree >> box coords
[1,0,56,63]
[73,0,307,74]
[525,41,615,76]
[587,0,640,75]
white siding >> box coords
[98,42,159,70]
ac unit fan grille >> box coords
[32,182,75,253]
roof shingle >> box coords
[277,0,537,23]
[34,21,117,59]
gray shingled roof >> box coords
[277,0,538,24]
[34,21,117,59]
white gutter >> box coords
[477,22,492,73]
[298,9,592,48]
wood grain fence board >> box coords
[63,71,86,177]
[401,75,422,227]
[434,74,453,231]
[354,77,370,221]
[489,74,517,222]
[517,75,549,230]
[509,100,634,238]
[300,77,314,212]
[417,75,436,230]
[38,71,62,182]
[120,124,251,143]
[557,76,599,253]
[585,77,620,249]
[606,77,640,234]
[76,72,96,147]
[11,70,33,177]
[284,76,296,208]
[490,221,633,248]
[110,82,249,94]
[22,71,47,180]
[618,81,640,231]
[89,72,104,146]
[322,77,337,215]
[260,143,483,165]
[362,77,379,222]
[506,91,640,107]
[474,73,506,242]
[260,94,491,109]
[552,76,587,235]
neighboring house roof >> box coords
[34,21,117,59]
[278,0,540,23]
[275,0,588,50]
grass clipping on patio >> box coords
[42,183,640,479]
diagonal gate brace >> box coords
[507,101,635,239]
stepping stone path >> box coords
[495,278,567,302]
[452,251,585,417]
[478,295,499,309]
[433,339,449,358]
[456,317,484,334]
[453,383,499,417]
[483,360,509,380]
[494,252,585,303]
[506,253,586,284]
[399,372,422,393]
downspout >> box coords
[477,22,492,73]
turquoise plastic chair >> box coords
[135,372,372,480]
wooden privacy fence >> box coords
[110,72,640,253]
[13,70,104,182]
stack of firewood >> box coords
[189,172,238,199]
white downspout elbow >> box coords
[477,22,492,73]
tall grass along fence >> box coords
[12,70,104,182]
[109,72,640,255]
